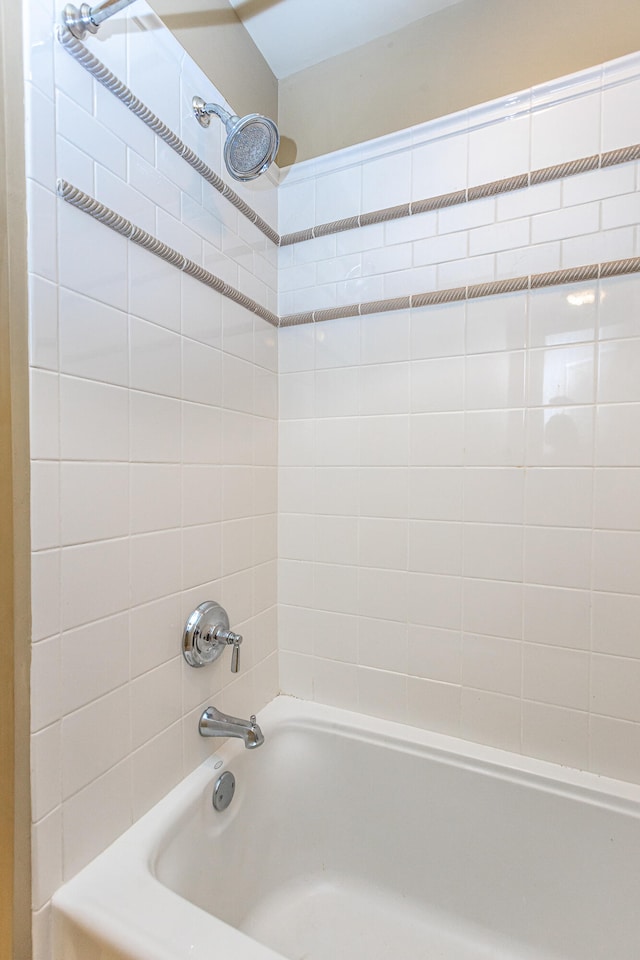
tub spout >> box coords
[199,706,264,749]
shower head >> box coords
[193,97,279,182]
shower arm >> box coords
[63,0,140,40]
[192,98,234,130]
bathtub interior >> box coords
[152,699,640,960]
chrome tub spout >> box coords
[199,706,264,749]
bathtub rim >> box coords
[52,694,640,960]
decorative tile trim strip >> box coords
[56,27,280,247]
[279,257,640,326]
[280,143,640,247]
[56,181,640,331]
[57,180,279,327]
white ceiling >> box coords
[227,0,465,79]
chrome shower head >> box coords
[193,96,279,182]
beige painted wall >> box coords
[1,0,32,955]
[148,0,278,130]
[278,0,640,164]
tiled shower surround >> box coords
[25,2,278,954]
[24,0,640,954]
[277,55,640,781]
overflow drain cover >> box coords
[212,770,236,811]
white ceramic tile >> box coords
[314,418,359,466]
[61,759,132,879]
[531,92,601,170]
[594,468,640,531]
[130,530,181,605]
[313,609,358,662]
[410,412,464,465]
[593,530,640,595]
[358,617,408,673]
[412,133,468,201]
[462,633,522,697]
[591,654,640,723]
[522,701,589,770]
[497,181,561,220]
[601,192,640,232]
[131,658,182,750]
[527,405,594,466]
[315,165,362,223]
[27,181,57,283]
[314,562,358,616]
[58,200,127,311]
[529,284,597,347]
[461,688,521,753]
[358,667,407,724]
[523,584,590,649]
[357,518,407,571]
[411,357,464,413]
[406,572,462,630]
[316,516,358,566]
[598,274,640,341]
[410,302,465,359]
[31,549,60,646]
[60,376,129,461]
[465,292,527,354]
[464,410,525,466]
[465,351,525,409]
[527,343,595,406]
[601,75,640,152]
[315,366,359,418]
[61,686,131,797]
[589,715,640,784]
[531,202,599,245]
[407,625,461,683]
[182,402,222,464]
[462,578,522,639]
[31,721,61,823]
[131,463,181,534]
[31,809,62,911]
[61,612,129,715]
[132,722,182,820]
[469,218,530,258]
[362,151,411,214]
[61,538,130,631]
[562,225,635,270]
[408,467,462,521]
[407,676,461,736]
[598,338,640,403]
[525,527,592,589]
[525,467,593,527]
[463,468,524,524]
[130,317,182,398]
[60,462,129,545]
[523,643,589,710]
[130,391,181,463]
[312,657,358,711]
[31,461,59,551]
[360,415,408,466]
[592,592,640,658]
[595,403,640,466]
[59,288,128,387]
[562,163,635,207]
[464,523,523,582]
[468,114,530,186]
[128,243,181,333]
[29,273,58,372]
[408,520,462,576]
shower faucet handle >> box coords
[182,601,243,671]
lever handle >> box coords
[231,639,240,673]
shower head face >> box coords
[224,114,280,182]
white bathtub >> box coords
[53,695,640,960]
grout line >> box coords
[57,179,640,330]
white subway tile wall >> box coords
[278,53,640,788]
[25,0,277,949]
[25,1,640,952]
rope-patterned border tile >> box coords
[57,27,279,246]
[56,179,640,330]
[57,179,279,327]
[57,25,640,256]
